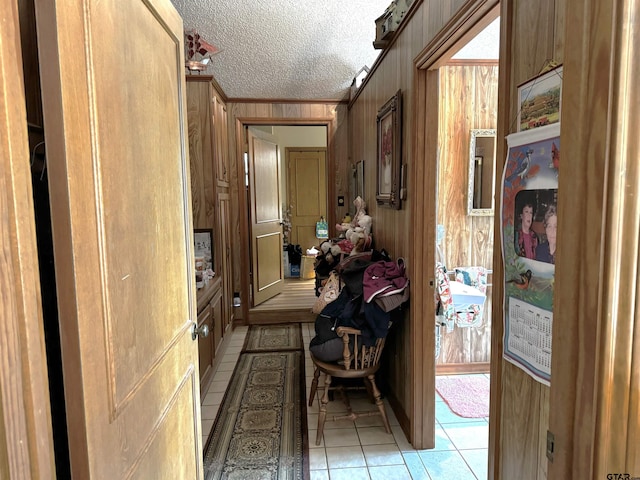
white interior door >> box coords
[247,127,285,306]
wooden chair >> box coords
[308,326,391,445]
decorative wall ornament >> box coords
[184,29,220,73]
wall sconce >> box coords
[185,29,220,73]
[233,292,241,307]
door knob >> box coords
[192,323,210,340]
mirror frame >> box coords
[468,128,497,216]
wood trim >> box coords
[414,0,500,70]
[488,2,512,479]
[1,0,55,477]
[229,98,348,105]
[445,59,499,66]
[185,74,228,104]
[247,310,316,324]
[386,390,411,441]
[409,67,438,449]
[232,117,335,125]
[436,362,490,375]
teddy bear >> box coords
[319,240,342,264]
[344,214,373,255]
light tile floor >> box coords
[201,324,489,480]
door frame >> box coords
[234,119,333,324]
[411,0,500,467]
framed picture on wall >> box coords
[194,228,214,289]
[516,65,563,132]
[355,160,364,200]
[376,90,402,209]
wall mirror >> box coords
[468,129,497,216]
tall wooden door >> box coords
[247,127,284,306]
[287,148,327,251]
[1,0,56,477]
[35,1,203,478]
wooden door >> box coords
[287,148,327,251]
[1,0,56,477]
[35,1,203,478]
[247,127,284,306]
[217,192,233,332]
[213,96,230,186]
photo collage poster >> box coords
[501,123,559,385]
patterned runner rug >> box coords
[204,326,308,480]
[242,323,303,352]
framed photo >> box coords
[194,228,214,288]
[376,90,402,209]
[517,65,563,132]
[355,160,364,201]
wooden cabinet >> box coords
[217,192,234,332]
[209,288,224,356]
[213,95,230,186]
[197,302,214,393]
[186,75,234,395]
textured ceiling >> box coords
[170,0,391,100]
[170,1,500,100]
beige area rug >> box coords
[242,323,303,352]
[204,327,308,480]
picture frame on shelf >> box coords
[376,90,402,209]
[517,65,563,132]
[194,228,214,289]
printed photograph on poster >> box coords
[501,123,559,385]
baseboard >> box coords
[247,309,315,324]
[435,362,490,375]
[386,390,410,444]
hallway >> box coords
[200,324,489,479]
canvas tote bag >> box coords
[312,271,340,314]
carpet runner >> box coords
[242,323,303,352]
[204,324,308,480]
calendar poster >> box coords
[501,123,559,385]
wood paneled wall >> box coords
[224,101,348,322]
[436,64,497,369]
[348,0,470,443]
[494,0,562,478]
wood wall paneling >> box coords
[436,65,496,370]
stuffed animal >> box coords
[352,196,367,227]
[358,214,372,237]
[319,240,342,263]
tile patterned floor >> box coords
[201,324,489,480]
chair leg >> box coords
[363,377,375,403]
[316,374,332,446]
[308,366,320,407]
[368,374,391,434]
